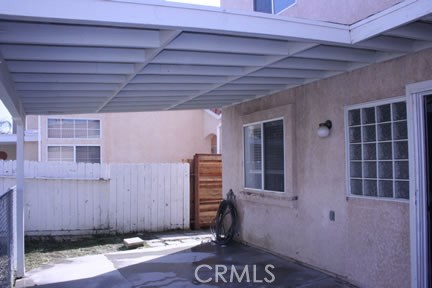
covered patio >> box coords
[1,0,432,286]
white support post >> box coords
[16,123,25,278]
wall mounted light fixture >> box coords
[317,120,332,138]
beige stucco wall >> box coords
[221,0,402,24]
[222,48,432,287]
[102,110,217,163]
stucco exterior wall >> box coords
[222,48,432,287]
[102,110,215,163]
[221,0,402,24]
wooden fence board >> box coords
[0,160,190,235]
[194,154,222,229]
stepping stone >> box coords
[123,237,144,249]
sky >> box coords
[0,0,221,123]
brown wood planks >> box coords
[193,154,222,229]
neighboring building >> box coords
[0,109,221,163]
[221,0,403,24]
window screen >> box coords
[76,146,101,164]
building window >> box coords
[244,119,284,192]
[346,99,409,200]
[48,146,101,163]
[254,0,296,14]
[47,146,74,162]
[48,118,100,139]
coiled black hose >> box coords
[210,189,238,245]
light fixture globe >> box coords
[317,120,332,138]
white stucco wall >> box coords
[222,48,432,287]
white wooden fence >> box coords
[0,161,190,236]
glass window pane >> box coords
[394,161,409,179]
[48,128,61,138]
[254,0,272,13]
[61,119,74,129]
[47,146,61,160]
[394,141,408,159]
[350,162,362,178]
[379,180,393,198]
[393,121,407,140]
[75,129,87,138]
[348,109,360,126]
[377,123,392,141]
[61,146,74,161]
[378,161,393,179]
[377,104,391,123]
[87,129,100,138]
[351,179,362,195]
[244,124,262,189]
[61,129,74,138]
[363,144,376,160]
[76,146,100,163]
[362,107,375,124]
[349,127,361,143]
[48,119,61,128]
[395,181,409,199]
[274,0,295,13]
[350,144,362,160]
[263,120,284,192]
[378,143,392,160]
[392,102,407,120]
[88,120,100,130]
[364,180,377,197]
[362,125,376,142]
[75,120,87,129]
[363,162,377,178]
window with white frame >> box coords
[48,118,100,139]
[346,99,409,200]
[254,0,296,14]
[244,119,285,192]
[48,146,101,163]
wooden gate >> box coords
[193,154,222,229]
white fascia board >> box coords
[350,0,432,43]
[0,56,24,124]
[0,0,350,44]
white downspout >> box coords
[38,115,41,162]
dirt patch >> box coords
[25,233,153,271]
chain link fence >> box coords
[0,187,15,288]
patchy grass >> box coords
[25,233,153,271]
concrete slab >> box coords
[17,241,355,288]
[123,237,144,249]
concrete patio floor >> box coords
[16,239,354,288]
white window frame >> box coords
[47,144,102,163]
[344,96,409,202]
[47,117,101,140]
[406,80,432,288]
[254,0,297,15]
[243,117,285,193]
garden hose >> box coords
[210,189,238,245]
